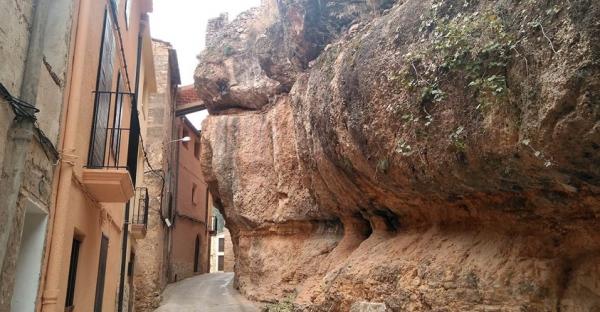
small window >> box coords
[182,129,190,148]
[210,216,218,232]
[194,235,200,273]
[194,141,200,159]
[192,184,197,204]
[127,253,135,278]
[218,237,225,252]
[65,238,82,310]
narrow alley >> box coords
[154,273,260,312]
[0,0,599,311]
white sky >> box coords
[149,0,261,129]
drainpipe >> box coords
[41,0,91,310]
[117,201,131,312]
[117,30,144,312]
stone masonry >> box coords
[0,0,73,310]
[133,39,180,312]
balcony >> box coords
[82,90,140,203]
[131,187,149,239]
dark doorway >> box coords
[94,235,109,312]
[127,252,135,312]
[194,235,200,273]
[218,255,224,271]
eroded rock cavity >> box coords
[197,0,600,310]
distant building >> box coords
[168,87,212,282]
[209,209,234,273]
[174,84,233,275]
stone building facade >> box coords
[133,39,180,312]
[209,216,234,273]
[0,0,73,311]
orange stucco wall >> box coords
[170,118,211,281]
[39,1,154,311]
[176,119,208,220]
[170,218,211,281]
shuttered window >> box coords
[218,237,225,252]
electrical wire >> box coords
[0,82,59,162]
[0,82,39,120]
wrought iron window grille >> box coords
[132,187,149,228]
[86,90,137,171]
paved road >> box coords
[154,273,261,312]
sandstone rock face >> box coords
[197,0,600,310]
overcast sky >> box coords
[149,0,261,129]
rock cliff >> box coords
[196,0,600,310]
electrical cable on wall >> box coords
[0,82,59,162]
[0,83,39,119]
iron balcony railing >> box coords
[89,126,131,169]
[86,89,141,186]
[132,187,149,228]
[87,90,135,170]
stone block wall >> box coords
[0,0,73,310]
[169,217,210,281]
[133,39,175,312]
[0,0,34,171]
[223,228,234,272]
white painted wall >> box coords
[209,233,225,273]
[11,207,48,312]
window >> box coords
[65,238,81,310]
[218,237,225,252]
[182,128,190,148]
[210,216,218,232]
[111,0,120,14]
[111,74,125,158]
[127,253,135,278]
[125,0,132,29]
[94,235,109,312]
[194,235,200,273]
[89,9,116,167]
[194,141,200,159]
[192,184,197,204]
